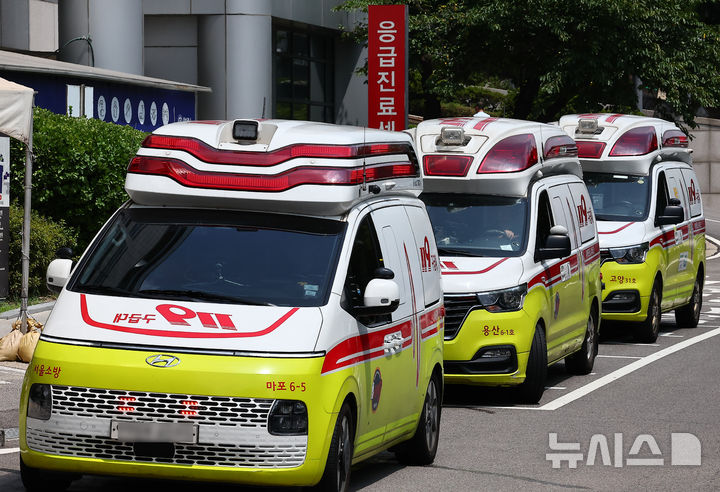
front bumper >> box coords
[20,340,340,487]
[443,308,534,386]
[600,260,654,323]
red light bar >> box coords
[662,129,689,148]
[477,133,538,173]
[423,155,473,176]
[180,410,198,416]
[544,135,578,160]
[142,135,416,167]
[182,400,199,406]
[118,396,137,402]
[128,156,418,192]
[609,126,658,156]
[576,141,606,159]
[117,406,136,412]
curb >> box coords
[0,301,55,320]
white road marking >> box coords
[0,380,11,385]
[545,386,567,390]
[539,327,720,411]
[0,366,26,374]
[660,334,684,338]
[0,448,19,455]
[597,355,642,359]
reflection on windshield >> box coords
[421,194,528,257]
[584,172,650,221]
[71,208,346,307]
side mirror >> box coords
[656,204,684,226]
[353,268,400,318]
[536,225,571,261]
[46,259,73,294]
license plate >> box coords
[111,421,197,443]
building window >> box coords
[273,24,335,122]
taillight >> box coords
[142,134,415,166]
[423,155,473,176]
[609,126,658,156]
[662,129,688,148]
[544,135,578,160]
[477,133,538,173]
[128,156,417,191]
[576,141,607,159]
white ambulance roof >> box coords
[125,119,422,215]
[414,117,582,197]
[558,113,692,175]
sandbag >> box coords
[0,326,22,361]
[18,328,41,362]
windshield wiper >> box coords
[437,247,482,257]
[138,289,275,306]
[78,285,136,297]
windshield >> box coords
[69,208,346,307]
[421,193,528,257]
[584,172,650,221]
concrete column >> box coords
[198,15,227,119]
[58,0,143,75]
[225,13,272,119]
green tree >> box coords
[337,0,720,128]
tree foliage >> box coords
[337,0,720,128]
[10,108,147,249]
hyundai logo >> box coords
[145,354,180,368]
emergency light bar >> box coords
[544,135,578,160]
[423,155,473,176]
[477,133,538,173]
[128,156,418,192]
[662,129,689,148]
[142,134,417,167]
[609,126,658,156]
[576,141,606,159]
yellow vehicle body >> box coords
[20,332,442,487]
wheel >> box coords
[635,283,661,343]
[20,457,75,492]
[517,324,547,404]
[675,276,702,328]
[395,373,441,465]
[565,311,598,375]
[315,402,354,492]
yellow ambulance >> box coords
[20,119,444,491]
[409,117,602,403]
[559,114,705,342]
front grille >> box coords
[27,385,307,469]
[52,386,273,427]
[26,428,306,468]
[443,294,480,339]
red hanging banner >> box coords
[368,4,408,131]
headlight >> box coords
[27,383,52,420]
[609,243,648,264]
[268,400,308,435]
[477,284,527,312]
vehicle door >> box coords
[341,212,399,451]
[665,167,693,305]
[548,184,584,355]
[680,168,704,285]
[369,204,426,442]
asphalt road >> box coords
[1,242,719,491]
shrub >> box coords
[10,107,147,249]
[8,202,77,299]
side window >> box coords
[535,190,555,253]
[655,171,670,220]
[666,168,689,220]
[343,215,384,310]
[681,169,702,218]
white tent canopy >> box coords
[0,77,33,143]
[0,76,34,331]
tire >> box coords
[517,324,547,404]
[675,276,702,328]
[635,283,661,343]
[565,310,598,375]
[315,402,355,492]
[395,373,441,465]
[20,457,75,492]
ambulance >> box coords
[19,119,445,492]
[558,114,705,342]
[408,117,602,403]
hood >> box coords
[440,256,523,294]
[597,221,647,248]
[42,291,323,354]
